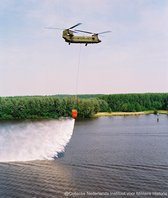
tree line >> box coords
[0,96,100,120]
[0,93,167,120]
[98,93,168,112]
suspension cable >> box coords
[75,44,82,107]
[71,44,82,119]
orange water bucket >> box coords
[72,109,78,119]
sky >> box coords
[0,0,168,96]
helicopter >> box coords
[46,23,111,46]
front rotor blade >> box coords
[98,31,111,35]
[75,29,94,34]
[69,23,82,29]
[69,30,78,33]
[45,27,64,30]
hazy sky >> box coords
[0,0,168,96]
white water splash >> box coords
[0,118,75,162]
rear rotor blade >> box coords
[98,31,111,35]
[69,23,82,29]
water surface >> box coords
[0,115,168,197]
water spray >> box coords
[0,119,74,162]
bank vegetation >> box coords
[0,93,167,120]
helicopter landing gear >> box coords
[85,43,87,46]
[69,43,70,45]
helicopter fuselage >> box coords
[62,29,101,45]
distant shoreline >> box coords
[94,110,168,117]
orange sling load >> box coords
[71,109,78,119]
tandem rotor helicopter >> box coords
[46,23,111,46]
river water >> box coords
[0,115,168,198]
